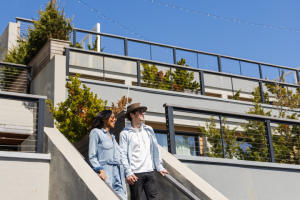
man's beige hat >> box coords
[123,103,147,118]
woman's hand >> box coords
[126,174,138,185]
[99,169,107,181]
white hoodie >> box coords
[130,125,154,173]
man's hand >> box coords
[160,169,170,177]
[99,169,107,181]
[126,174,138,185]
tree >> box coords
[171,59,200,92]
[2,0,73,91]
[199,116,244,159]
[141,58,200,92]
[46,74,107,143]
[24,0,73,64]
[110,96,132,115]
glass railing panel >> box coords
[198,54,219,71]
[0,98,37,153]
[104,57,137,85]
[128,41,151,60]
[69,51,103,70]
[221,58,241,75]
[0,65,27,94]
[151,45,174,64]
[240,62,260,78]
[271,123,300,165]
[171,68,200,95]
[232,78,259,102]
[175,50,198,69]
[204,73,232,98]
[261,65,280,81]
[140,63,172,91]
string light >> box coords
[145,0,300,33]
[79,0,149,40]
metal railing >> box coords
[71,27,300,83]
[164,103,300,164]
[15,17,300,85]
[0,91,45,153]
[66,47,300,104]
[0,61,31,94]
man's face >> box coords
[131,109,145,123]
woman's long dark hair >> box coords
[92,110,113,129]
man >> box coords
[119,103,169,200]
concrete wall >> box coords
[76,78,293,127]
[0,22,19,61]
[44,127,121,200]
[0,151,50,200]
[176,155,300,200]
[31,55,66,127]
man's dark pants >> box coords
[129,171,157,200]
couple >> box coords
[89,103,169,200]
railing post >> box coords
[137,61,141,86]
[296,70,300,84]
[219,116,226,158]
[36,98,45,153]
[218,56,222,72]
[173,48,177,64]
[259,81,265,104]
[150,45,152,60]
[231,77,235,100]
[65,48,69,76]
[26,67,31,94]
[165,106,176,154]
[103,56,105,81]
[265,120,275,163]
[199,71,205,95]
[170,67,173,91]
[73,30,76,48]
[259,64,263,79]
[124,38,128,56]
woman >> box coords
[89,110,127,200]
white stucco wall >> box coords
[0,152,50,200]
[31,55,66,127]
[0,22,19,61]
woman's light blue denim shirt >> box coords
[89,128,127,199]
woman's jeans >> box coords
[129,171,157,200]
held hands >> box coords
[160,169,170,177]
[99,169,107,181]
[126,174,138,185]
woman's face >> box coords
[103,114,117,129]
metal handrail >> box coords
[15,17,300,81]
[163,104,300,163]
[72,28,298,72]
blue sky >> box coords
[1,0,300,69]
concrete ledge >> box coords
[0,151,50,161]
[45,127,120,200]
[175,155,300,172]
[72,77,298,112]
